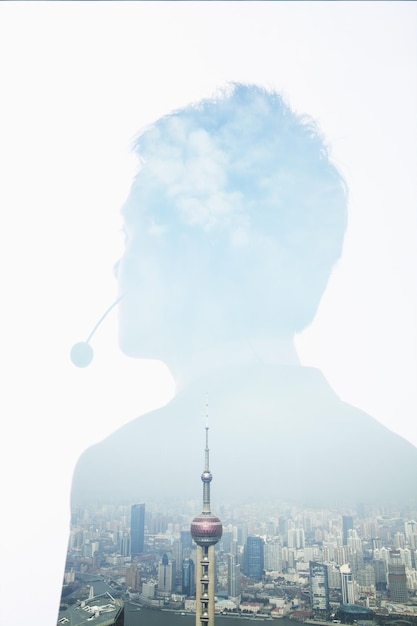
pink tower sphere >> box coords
[191,513,223,546]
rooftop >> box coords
[57,592,123,626]
[339,604,375,616]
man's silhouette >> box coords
[72,84,417,508]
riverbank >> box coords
[124,603,290,625]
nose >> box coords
[113,259,120,279]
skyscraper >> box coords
[310,561,329,613]
[183,557,196,597]
[373,559,387,591]
[227,553,241,603]
[243,536,264,580]
[126,562,141,591]
[119,530,131,557]
[181,529,194,550]
[158,552,176,594]
[287,528,305,549]
[131,503,145,557]
[340,563,355,605]
[190,419,223,626]
[342,516,354,546]
[264,539,282,573]
[388,549,408,603]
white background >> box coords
[0,2,415,624]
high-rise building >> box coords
[181,529,194,550]
[227,553,241,602]
[388,549,408,603]
[327,563,341,590]
[221,531,233,554]
[238,526,248,548]
[131,503,145,557]
[172,539,183,578]
[356,564,375,590]
[400,548,413,570]
[119,531,131,557]
[372,537,382,553]
[405,520,417,549]
[126,562,140,591]
[310,561,329,613]
[190,419,223,626]
[142,581,156,599]
[335,545,352,566]
[243,536,264,580]
[373,559,387,591]
[340,563,355,605]
[264,539,282,573]
[158,552,176,594]
[394,532,406,549]
[287,528,305,549]
[174,530,193,581]
[342,516,354,546]
[350,550,364,577]
[182,558,196,597]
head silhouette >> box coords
[117,83,347,366]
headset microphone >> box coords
[70,295,124,367]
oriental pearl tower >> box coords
[190,413,223,626]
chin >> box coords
[118,327,144,359]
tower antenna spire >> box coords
[205,394,209,473]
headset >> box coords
[70,295,124,367]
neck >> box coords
[170,336,299,392]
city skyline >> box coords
[62,496,417,622]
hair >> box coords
[124,83,347,332]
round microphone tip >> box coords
[70,342,94,367]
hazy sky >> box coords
[0,2,416,624]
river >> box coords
[124,603,295,626]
